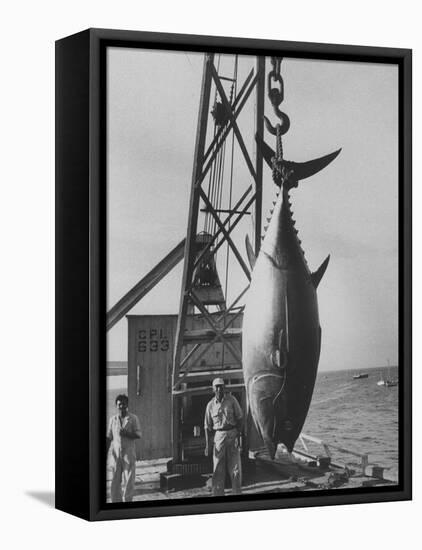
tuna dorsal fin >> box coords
[311,255,330,288]
[245,234,257,270]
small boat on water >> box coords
[353,373,369,379]
[377,361,398,387]
[377,378,398,387]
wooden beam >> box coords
[106,238,185,331]
[172,53,214,462]
[180,368,243,380]
[301,433,368,460]
[254,56,265,255]
[217,286,249,321]
[203,68,256,164]
[210,63,257,182]
[192,184,254,271]
[209,192,257,260]
[173,383,244,396]
[199,188,251,281]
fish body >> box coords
[242,143,340,457]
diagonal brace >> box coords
[199,188,251,281]
[210,63,257,182]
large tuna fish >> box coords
[242,138,341,458]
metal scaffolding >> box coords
[171,53,266,461]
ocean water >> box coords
[302,366,399,478]
[106,364,399,478]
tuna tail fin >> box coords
[311,255,330,288]
[245,234,257,270]
[255,134,341,182]
[285,150,342,181]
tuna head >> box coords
[248,372,286,459]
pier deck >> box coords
[106,447,397,503]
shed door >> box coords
[128,316,176,460]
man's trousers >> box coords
[212,428,242,496]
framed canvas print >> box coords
[55,28,412,521]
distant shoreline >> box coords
[106,363,397,376]
[107,367,127,376]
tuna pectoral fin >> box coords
[255,134,341,181]
[311,255,330,288]
[271,329,288,370]
[245,234,256,270]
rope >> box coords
[220,56,238,366]
[204,55,222,236]
[224,55,238,301]
[200,55,239,329]
[205,123,218,235]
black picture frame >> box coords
[55,28,412,521]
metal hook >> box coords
[264,114,290,137]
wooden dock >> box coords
[106,440,398,502]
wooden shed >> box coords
[127,313,248,461]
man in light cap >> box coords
[204,378,243,496]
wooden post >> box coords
[172,55,265,464]
[172,54,214,462]
[299,435,309,453]
[254,56,265,255]
[361,454,369,475]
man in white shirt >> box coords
[106,394,141,502]
[204,378,243,496]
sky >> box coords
[106,47,398,371]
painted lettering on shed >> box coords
[137,328,170,353]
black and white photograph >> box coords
[105,47,401,504]
[3,0,421,543]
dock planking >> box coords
[106,446,397,503]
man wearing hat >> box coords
[204,378,243,496]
